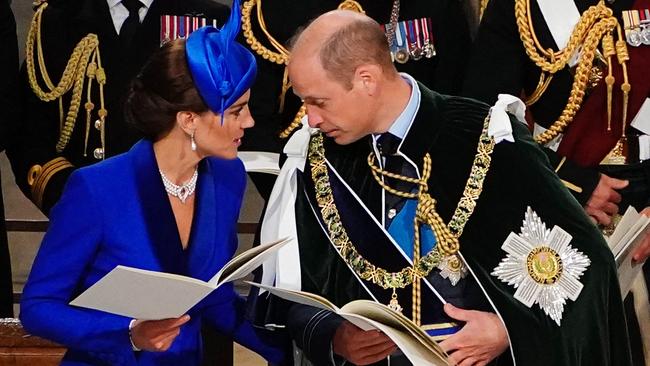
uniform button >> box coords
[94,119,103,130]
[388,208,397,219]
[93,147,104,160]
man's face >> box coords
[289,55,376,145]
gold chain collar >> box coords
[307,115,494,318]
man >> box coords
[0,0,18,317]
[239,0,471,201]
[262,9,633,366]
[7,0,229,215]
[462,0,650,362]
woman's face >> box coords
[193,90,254,159]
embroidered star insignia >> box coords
[491,207,590,326]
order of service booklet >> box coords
[248,282,450,366]
[606,206,650,297]
[69,238,289,320]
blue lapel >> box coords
[131,140,187,275]
[186,160,219,280]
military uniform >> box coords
[463,0,650,209]
[0,0,18,317]
[6,0,229,215]
[239,0,471,200]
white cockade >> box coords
[492,207,591,326]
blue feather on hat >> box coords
[185,0,256,120]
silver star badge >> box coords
[491,207,591,326]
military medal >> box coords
[394,21,410,64]
[407,20,423,60]
[422,18,436,58]
[492,207,590,326]
[640,9,650,45]
[628,9,650,45]
[160,15,218,45]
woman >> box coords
[19,2,285,364]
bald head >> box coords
[290,10,397,89]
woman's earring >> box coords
[190,131,197,151]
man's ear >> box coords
[176,111,197,134]
[354,64,381,96]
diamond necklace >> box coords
[159,167,198,204]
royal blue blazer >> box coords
[20,140,285,365]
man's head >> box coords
[288,10,402,144]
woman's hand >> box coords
[130,315,191,352]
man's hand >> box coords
[332,320,396,365]
[439,304,509,366]
[130,315,191,352]
[585,174,628,225]
[632,208,650,263]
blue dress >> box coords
[20,139,285,365]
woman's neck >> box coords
[153,132,201,184]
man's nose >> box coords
[306,107,323,128]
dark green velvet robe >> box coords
[293,84,633,366]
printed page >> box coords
[70,266,212,320]
[209,237,289,286]
[341,300,446,357]
[607,206,638,252]
[613,216,650,262]
[246,282,339,312]
[339,313,449,366]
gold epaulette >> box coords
[26,1,107,157]
[27,157,74,209]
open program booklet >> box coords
[248,282,450,366]
[69,238,289,320]
[606,206,650,297]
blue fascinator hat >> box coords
[185,0,256,118]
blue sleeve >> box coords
[19,171,135,362]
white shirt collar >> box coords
[107,0,154,10]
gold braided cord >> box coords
[279,105,306,139]
[515,0,629,145]
[25,2,107,153]
[517,0,612,72]
[308,115,495,306]
[241,0,288,65]
[533,17,617,144]
[479,0,490,20]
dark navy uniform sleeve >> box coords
[286,304,346,366]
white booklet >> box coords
[70,238,289,320]
[248,282,450,366]
[606,206,650,297]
